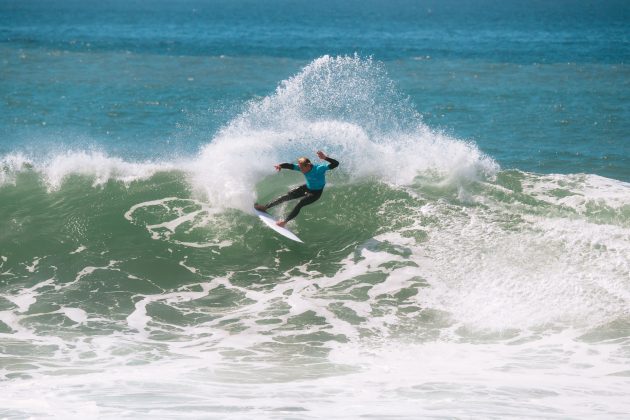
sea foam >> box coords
[0,150,174,190]
[190,55,499,210]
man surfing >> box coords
[254,151,339,227]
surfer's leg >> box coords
[284,189,323,222]
[263,185,308,210]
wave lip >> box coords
[42,151,175,190]
[0,153,33,187]
[0,151,176,191]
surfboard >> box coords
[254,210,303,243]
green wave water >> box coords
[2,160,629,416]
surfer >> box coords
[254,151,339,227]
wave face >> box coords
[1,56,630,418]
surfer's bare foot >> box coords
[276,220,287,228]
[254,203,267,212]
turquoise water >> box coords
[1,1,629,418]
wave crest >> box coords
[0,151,174,190]
[192,55,499,210]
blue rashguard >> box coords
[291,163,330,190]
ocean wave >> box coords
[2,56,499,212]
[0,151,176,191]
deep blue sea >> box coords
[1,1,629,418]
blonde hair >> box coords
[297,157,311,166]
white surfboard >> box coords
[254,210,303,243]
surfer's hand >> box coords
[274,164,281,171]
[316,151,327,160]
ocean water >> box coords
[1,0,629,418]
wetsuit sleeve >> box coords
[324,157,339,169]
[279,163,297,170]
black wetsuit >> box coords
[264,157,339,222]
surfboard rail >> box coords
[254,210,304,243]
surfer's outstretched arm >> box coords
[324,156,339,169]
[316,150,339,169]
[274,163,297,171]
